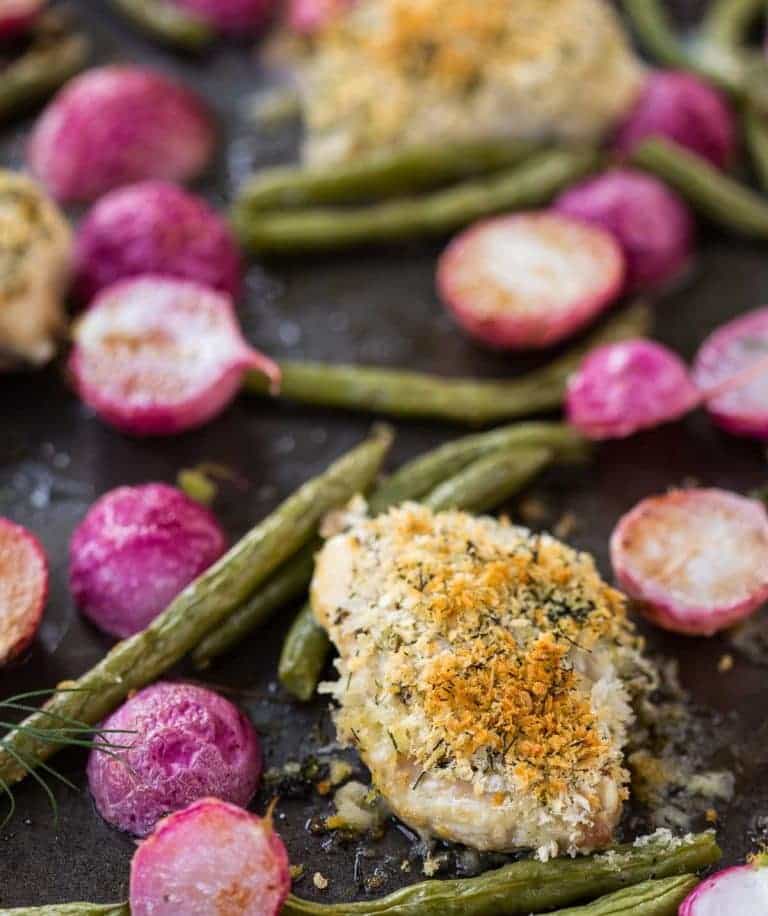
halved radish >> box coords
[436,212,625,351]
[679,859,768,915]
[610,488,768,636]
[0,518,48,665]
[130,798,290,915]
[692,307,768,440]
[566,339,699,440]
[69,275,279,437]
[0,0,43,40]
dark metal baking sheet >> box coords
[2,0,768,907]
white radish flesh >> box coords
[679,861,768,915]
[69,275,278,436]
[436,211,625,350]
[610,488,768,635]
[0,518,48,665]
[129,797,290,915]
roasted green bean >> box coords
[632,137,768,238]
[0,428,392,787]
[282,831,719,916]
[543,875,699,916]
[233,148,599,253]
[236,138,543,212]
[108,0,214,49]
[244,302,651,425]
[0,906,129,916]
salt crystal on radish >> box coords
[566,339,698,440]
[436,212,625,351]
[679,859,768,915]
[0,518,48,665]
[88,683,261,836]
[692,306,768,440]
[69,275,278,436]
[70,483,227,637]
[611,488,768,636]
[130,797,290,915]
[27,66,214,203]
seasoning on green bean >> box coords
[0,16,89,123]
[631,137,768,238]
[0,905,129,916]
[280,440,570,701]
[282,831,720,916]
[108,0,214,50]
[245,302,651,425]
[543,875,700,916]
[236,138,544,212]
[0,428,392,787]
[233,148,599,253]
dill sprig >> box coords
[0,689,134,828]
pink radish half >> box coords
[0,518,48,665]
[679,860,768,915]
[69,275,279,436]
[566,339,699,440]
[692,306,768,440]
[0,0,43,40]
[611,488,768,636]
[70,483,228,637]
[130,798,291,915]
[436,212,625,351]
[88,683,261,836]
[27,66,214,203]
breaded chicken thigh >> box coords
[313,504,651,859]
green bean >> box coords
[236,139,543,212]
[0,428,392,787]
[192,545,316,668]
[108,0,214,50]
[744,105,768,192]
[700,0,765,49]
[423,446,551,515]
[0,906,128,916]
[279,439,572,700]
[631,137,768,238]
[282,831,720,916]
[369,422,586,514]
[544,875,699,916]
[195,422,584,670]
[0,15,89,123]
[244,302,651,425]
[233,148,599,253]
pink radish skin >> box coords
[566,339,699,440]
[611,489,768,636]
[614,70,736,171]
[88,683,261,837]
[70,483,227,637]
[27,66,214,203]
[436,212,625,351]
[692,306,768,440]
[69,275,279,436]
[170,0,274,33]
[679,861,768,915]
[286,0,353,32]
[74,181,242,303]
[554,169,695,293]
[0,518,48,665]
[130,798,290,915]
[0,0,43,40]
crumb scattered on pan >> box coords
[718,653,734,673]
[517,496,549,524]
[554,511,578,540]
[313,871,329,890]
[290,864,305,880]
[705,808,718,824]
